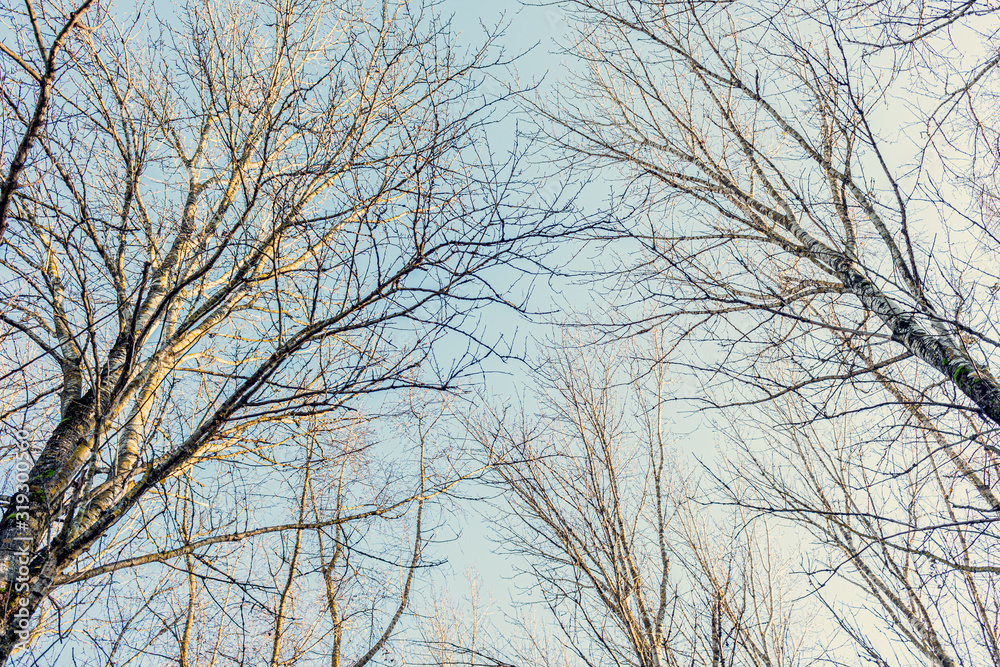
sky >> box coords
[401,1,718,644]
[410,0,568,627]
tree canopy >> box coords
[2,0,999,666]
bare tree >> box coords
[719,340,1000,667]
[49,411,440,667]
[0,0,564,662]
[537,0,1000,421]
[469,333,816,667]
[410,572,495,667]
[535,0,1000,664]
[0,0,100,242]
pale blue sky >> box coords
[411,4,716,644]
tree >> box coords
[535,0,1000,664]
[0,0,99,243]
[719,367,1000,667]
[469,334,815,667]
[541,0,1000,424]
[0,0,564,662]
